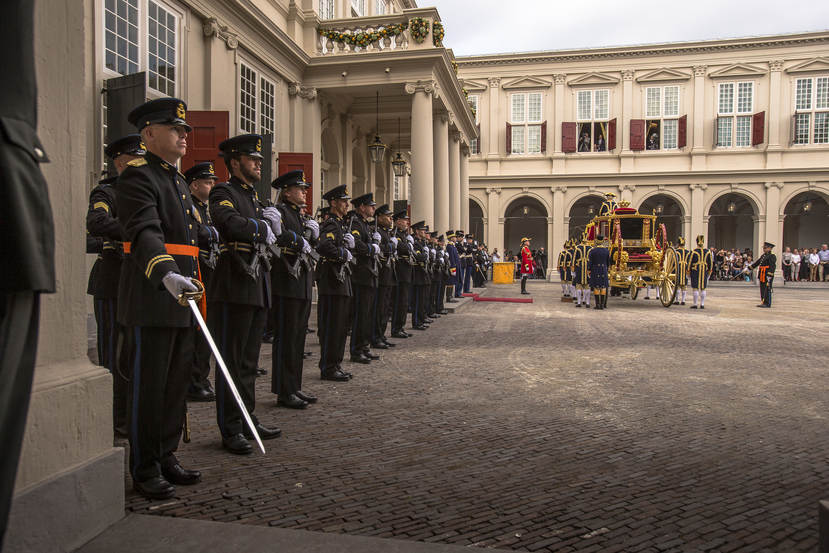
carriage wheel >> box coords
[629,284,639,300]
[659,247,678,307]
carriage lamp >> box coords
[523,206,529,215]
[803,200,812,213]
[368,91,387,164]
[391,118,407,176]
[655,203,664,215]
[727,201,736,213]
[587,205,595,215]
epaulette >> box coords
[127,158,148,167]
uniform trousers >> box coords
[350,285,375,356]
[372,285,393,344]
[391,281,410,333]
[463,265,473,293]
[0,292,39,549]
[435,276,446,312]
[272,295,311,397]
[760,274,774,307]
[93,297,116,368]
[318,295,350,375]
[413,284,430,326]
[126,324,193,482]
[190,327,212,390]
[209,302,266,438]
[429,279,440,314]
[94,297,129,430]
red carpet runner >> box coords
[462,293,533,304]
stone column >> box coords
[682,215,692,242]
[433,112,450,233]
[406,81,435,227]
[552,186,566,252]
[692,66,707,151]
[619,184,635,204]
[487,77,500,157]
[765,181,784,270]
[767,60,784,169]
[553,74,566,154]
[689,183,707,240]
[460,149,470,230]
[621,70,634,152]
[448,131,461,229]
[486,187,501,251]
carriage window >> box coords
[619,219,642,240]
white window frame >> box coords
[793,76,829,145]
[319,0,335,19]
[716,81,754,148]
[101,0,184,98]
[375,0,389,15]
[643,85,680,151]
[351,0,366,16]
[575,88,611,153]
[509,92,543,155]
[237,58,278,142]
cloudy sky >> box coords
[429,0,829,57]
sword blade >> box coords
[187,299,265,454]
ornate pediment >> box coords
[460,79,488,92]
[635,68,692,83]
[785,57,829,74]
[708,63,767,79]
[567,72,620,87]
[501,75,552,89]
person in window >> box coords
[594,134,606,152]
[578,132,591,152]
[646,132,659,150]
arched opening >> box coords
[504,196,548,259]
[707,193,757,251]
[469,199,484,245]
[783,191,829,250]
[639,193,685,242]
[568,195,605,240]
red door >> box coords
[278,152,313,214]
[181,111,230,181]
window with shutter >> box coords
[677,114,687,149]
[643,86,681,150]
[505,123,512,154]
[562,122,578,153]
[630,119,645,151]
[574,89,611,152]
[752,111,765,146]
[792,76,829,145]
[509,92,543,154]
[608,118,617,151]
[717,81,755,147]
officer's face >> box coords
[237,155,261,183]
[283,185,307,206]
[377,214,392,227]
[395,218,408,230]
[190,178,216,202]
[145,124,187,161]
[357,204,374,218]
[329,198,348,217]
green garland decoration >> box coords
[318,22,408,49]
[451,60,459,74]
[408,17,430,43]
[432,21,445,47]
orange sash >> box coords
[123,242,206,318]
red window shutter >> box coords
[608,118,617,151]
[506,122,512,154]
[180,111,230,182]
[752,111,766,146]
[561,122,577,153]
[678,114,687,149]
[630,119,645,151]
[541,121,547,153]
[278,152,314,214]
[715,116,721,147]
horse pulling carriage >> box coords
[583,200,678,307]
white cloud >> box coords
[429,0,829,56]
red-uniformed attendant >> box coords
[520,237,534,295]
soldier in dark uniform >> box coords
[371,204,397,349]
[598,192,617,216]
[688,235,713,309]
[435,235,450,313]
[209,133,286,455]
[0,2,55,539]
[745,242,776,308]
[410,221,430,330]
[390,210,414,339]
[556,243,570,297]
[462,234,475,293]
[347,193,380,364]
[117,98,203,498]
[452,229,465,298]
[673,237,691,306]
[427,231,443,318]
[588,234,611,309]
[270,170,317,409]
[445,231,461,303]
[182,162,219,403]
[571,236,592,308]
[316,185,354,381]
[87,135,146,435]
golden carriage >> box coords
[583,201,678,307]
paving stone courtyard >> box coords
[121,282,828,552]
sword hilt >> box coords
[177,278,205,307]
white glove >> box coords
[371,231,381,243]
[162,271,197,300]
[304,218,319,240]
[264,224,276,245]
[406,235,414,244]
[263,207,281,227]
[343,233,355,248]
[371,244,380,255]
[344,249,353,263]
[390,236,399,247]
[301,238,312,255]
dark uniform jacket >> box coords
[377,225,396,287]
[748,252,777,280]
[689,247,714,289]
[116,153,198,327]
[446,241,460,285]
[347,214,377,288]
[675,247,690,284]
[208,176,277,308]
[0,0,54,293]
[571,244,591,286]
[393,227,413,284]
[316,215,352,296]
[412,239,429,285]
[271,200,314,300]
[87,176,124,298]
[191,196,218,289]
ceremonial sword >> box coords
[178,281,265,454]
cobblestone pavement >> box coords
[123,283,829,552]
